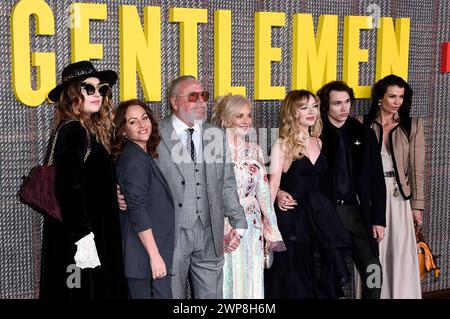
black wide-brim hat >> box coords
[47,60,117,103]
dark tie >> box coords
[336,129,349,196]
[186,128,196,162]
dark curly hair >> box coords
[366,74,413,129]
[111,99,160,160]
[316,81,355,119]
[55,80,114,153]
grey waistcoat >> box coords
[179,161,211,229]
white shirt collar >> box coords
[171,114,201,135]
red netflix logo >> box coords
[441,42,450,74]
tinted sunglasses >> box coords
[180,91,210,103]
[80,82,110,96]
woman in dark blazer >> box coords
[113,99,175,299]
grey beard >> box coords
[194,117,205,126]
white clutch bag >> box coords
[264,248,274,269]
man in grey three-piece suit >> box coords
[154,75,247,298]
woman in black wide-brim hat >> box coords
[40,60,128,299]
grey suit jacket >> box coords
[115,140,175,279]
[155,116,247,257]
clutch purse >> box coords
[264,247,274,269]
[19,120,90,222]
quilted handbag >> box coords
[19,120,90,221]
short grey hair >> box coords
[168,75,197,99]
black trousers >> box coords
[336,205,382,299]
[127,276,172,299]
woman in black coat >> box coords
[40,61,127,299]
[113,99,175,299]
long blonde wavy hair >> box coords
[210,93,251,128]
[279,90,322,160]
[54,80,114,153]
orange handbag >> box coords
[415,222,441,281]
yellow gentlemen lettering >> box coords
[70,3,107,62]
[10,3,411,106]
[119,6,161,101]
[169,8,208,78]
[214,10,246,98]
[376,17,410,81]
[343,16,372,98]
[254,12,285,100]
[11,0,55,107]
[292,14,338,92]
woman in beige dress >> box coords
[362,74,424,298]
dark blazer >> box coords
[115,140,175,280]
[321,116,386,255]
